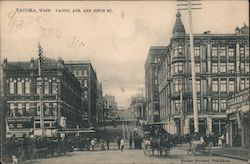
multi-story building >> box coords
[96,82,104,124]
[103,94,118,119]
[226,88,249,148]
[2,57,82,137]
[65,61,98,127]
[158,11,249,135]
[145,46,168,123]
[130,95,147,120]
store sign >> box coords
[7,117,34,129]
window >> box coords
[174,79,182,92]
[73,70,77,76]
[246,79,249,88]
[220,46,226,56]
[25,81,30,94]
[228,47,235,57]
[84,91,88,99]
[17,81,22,95]
[174,63,183,74]
[246,63,249,73]
[155,79,158,85]
[229,80,235,92]
[212,99,219,112]
[220,63,226,72]
[25,103,30,116]
[52,103,57,116]
[228,63,235,72]
[240,47,245,57]
[17,103,23,116]
[178,46,183,54]
[52,82,57,94]
[220,80,227,92]
[84,70,88,76]
[246,46,249,57]
[212,46,218,57]
[212,80,218,92]
[240,63,245,72]
[194,47,200,56]
[174,100,180,114]
[84,80,88,87]
[196,80,201,92]
[36,103,41,116]
[195,63,200,73]
[9,81,14,94]
[174,46,178,56]
[75,69,79,76]
[240,79,245,90]
[197,99,201,112]
[154,57,158,63]
[155,71,158,76]
[220,100,227,112]
[44,103,50,116]
[10,103,15,116]
[44,81,49,94]
[212,63,218,73]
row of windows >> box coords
[173,99,227,114]
[171,62,249,75]
[172,45,249,58]
[73,69,88,77]
[172,78,249,93]
[9,102,58,117]
[8,81,59,95]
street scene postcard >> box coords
[0,0,249,164]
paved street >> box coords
[27,143,245,164]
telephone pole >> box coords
[177,0,201,133]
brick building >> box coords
[145,46,168,123]
[158,11,249,135]
[65,61,99,127]
[2,57,82,137]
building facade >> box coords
[226,88,249,148]
[145,46,168,123]
[65,61,98,127]
[130,95,147,120]
[3,58,82,137]
[158,11,249,135]
[103,94,118,119]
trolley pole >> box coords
[38,42,44,137]
[177,0,201,133]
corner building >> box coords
[158,11,249,135]
[2,58,82,137]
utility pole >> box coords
[177,0,201,133]
[38,42,44,137]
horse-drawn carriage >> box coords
[187,140,213,156]
[142,122,172,157]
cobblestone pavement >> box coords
[27,143,246,164]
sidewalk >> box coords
[212,147,250,161]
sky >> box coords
[1,0,249,108]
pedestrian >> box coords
[106,138,110,150]
[91,138,95,151]
[120,138,124,152]
[129,135,132,149]
[117,136,121,150]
